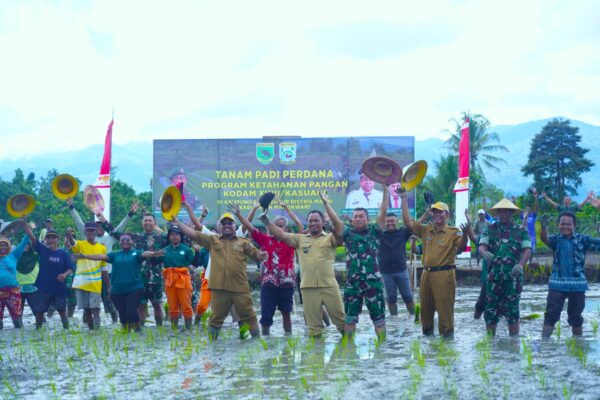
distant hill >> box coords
[2,118,599,198]
[415,118,600,201]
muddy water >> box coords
[1,284,600,399]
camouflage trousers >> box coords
[484,268,523,325]
[343,277,386,326]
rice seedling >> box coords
[591,320,598,337]
[562,383,573,400]
[535,366,548,390]
[555,322,561,341]
[410,340,425,370]
[521,338,533,374]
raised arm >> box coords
[259,213,295,246]
[112,200,139,234]
[22,218,38,247]
[229,203,255,233]
[171,217,200,240]
[277,196,304,231]
[198,206,209,225]
[539,214,550,246]
[182,201,204,231]
[542,192,558,209]
[532,188,539,213]
[578,192,592,209]
[376,185,389,229]
[588,191,600,210]
[76,253,109,262]
[399,190,415,231]
[319,191,343,242]
[67,198,85,237]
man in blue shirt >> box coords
[23,221,74,329]
[540,211,600,338]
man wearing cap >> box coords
[38,218,54,243]
[229,197,304,336]
[263,191,346,338]
[478,199,531,336]
[345,174,383,209]
[401,192,469,337]
[66,221,110,330]
[173,213,268,338]
[23,222,73,329]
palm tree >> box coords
[421,154,458,212]
[444,112,508,178]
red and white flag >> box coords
[93,119,113,221]
[453,117,470,192]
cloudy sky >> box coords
[1,0,599,160]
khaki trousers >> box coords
[301,286,345,336]
[419,269,456,336]
[209,289,257,328]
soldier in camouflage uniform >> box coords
[335,186,389,338]
[132,214,167,326]
[479,199,531,336]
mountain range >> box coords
[2,117,599,200]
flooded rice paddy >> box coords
[2,284,600,399]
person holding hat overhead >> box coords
[400,192,469,338]
[143,224,195,329]
[229,196,304,336]
[478,199,531,336]
[22,221,73,329]
[66,221,110,330]
[262,191,347,338]
[0,220,29,329]
[172,212,268,339]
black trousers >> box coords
[111,289,144,324]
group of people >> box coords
[2,182,600,342]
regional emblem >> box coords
[279,142,297,165]
[256,143,275,165]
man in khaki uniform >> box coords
[400,191,469,337]
[262,191,345,337]
[173,213,267,339]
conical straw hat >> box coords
[489,198,521,213]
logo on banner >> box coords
[279,142,297,164]
[453,176,469,192]
[256,143,275,165]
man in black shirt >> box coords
[379,212,414,316]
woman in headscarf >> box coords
[0,220,29,329]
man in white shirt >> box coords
[345,174,383,209]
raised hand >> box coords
[256,251,269,262]
[259,212,270,225]
[318,190,329,203]
[201,206,209,218]
[130,200,140,214]
[464,209,471,225]
[540,214,551,229]
[228,203,241,215]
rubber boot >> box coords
[508,322,519,337]
[388,302,398,316]
[322,308,331,327]
[92,314,101,330]
[572,326,583,336]
[208,326,220,340]
[61,315,70,330]
[542,324,554,339]
[261,325,270,335]
[282,312,292,335]
[12,317,23,329]
[184,318,192,330]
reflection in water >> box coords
[1,285,600,398]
